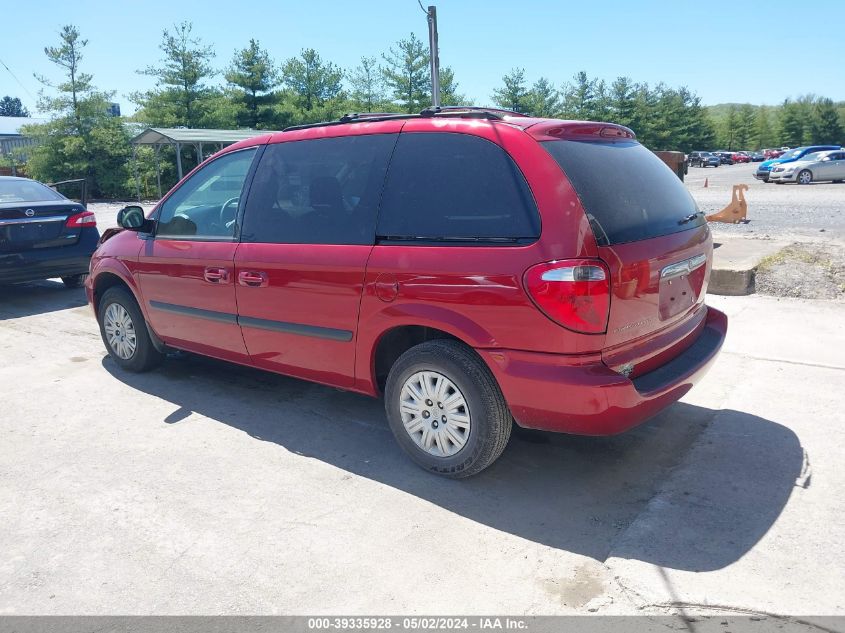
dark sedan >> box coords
[689,151,720,167]
[0,176,99,287]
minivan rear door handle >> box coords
[238,271,269,288]
[203,267,230,284]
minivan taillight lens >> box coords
[66,211,97,228]
[524,259,610,334]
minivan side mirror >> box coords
[117,206,153,232]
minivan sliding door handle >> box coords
[203,267,230,284]
[238,271,269,288]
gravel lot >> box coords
[684,162,845,241]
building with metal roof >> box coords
[130,128,271,195]
[0,116,46,175]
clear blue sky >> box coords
[3,0,844,116]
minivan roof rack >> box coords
[282,106,528,132]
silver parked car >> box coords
[770,149,845,184]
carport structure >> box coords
[130,128,270,198]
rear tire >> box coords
[384,339,511,478]
[61,273,87,288]
[97,286,163,372]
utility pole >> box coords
[425,5,440,107]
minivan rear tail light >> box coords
[524,259,611,334]
[66,211,97,228]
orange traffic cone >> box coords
[704,178,709,188]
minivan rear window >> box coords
[542,140,703,245]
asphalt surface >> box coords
[1,281,843,617]
[684,162,845,240]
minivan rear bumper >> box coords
[479,306,727,435]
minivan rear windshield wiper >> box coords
[678,211,705,225]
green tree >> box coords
[25,25,131,197]
[721,105,740,150]
[0,96,29,117]
[607,77,639,132]
[282,48,343,112]
[133,21,217,128]
[778,99,805,147]
[735,103,756,148]
[225,39,279,129]
[381,33,430,113]
[347,56,386,112]
[438,66,466,107]
[560,71,604,120]
[491,68,530,113]
[525,78,559,117]
[809,98,844,145]
[753,106,775,149]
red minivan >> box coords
[87,107,726,477]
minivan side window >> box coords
[156,148,257,240]
[240,134,397,245]
[376,133,540,243]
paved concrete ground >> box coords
[0,281,843,617]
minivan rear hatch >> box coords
[542,137,711,378]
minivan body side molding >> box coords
[149,300,237,324]
[148,300,353,342]
[238,315,353,342]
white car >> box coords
[769,149,845,184]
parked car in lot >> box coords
[769,150,845,184]
[87,107,727,477]
[688,151,720,167]
[713,151,734,165]
[0,176,98,287]
[755,145,842,182]
[749,151,765,162]
[763,148,785,159]
[732,152,752,164]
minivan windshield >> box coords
[542,140,703,245]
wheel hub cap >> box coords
[104,303,137,360]
[399,371,471,457]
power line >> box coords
[0,57,38,104]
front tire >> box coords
[97,286,163,372]
[384,339,512,478]
[798,170,813,185]
[61,273,87,288]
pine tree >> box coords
[525,78,559,117]
[26,25,131,197]
[135,22,217,128]
[754,106,774,149]
[282,49,343,112]
[347,56,385,112]
[735,104,756,149]
[0,96,29,117]
[381,34,430,113]
[225,39,279,129]
[778,100,805,147]
[809,98,844,145]
[438,67,466,106]
[607,77,638,131]
[491,68,529,113]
